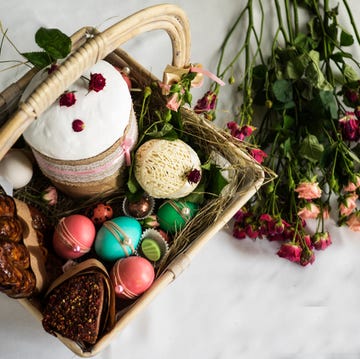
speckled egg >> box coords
[0,149,33,189]
[95,216,142,261]
[53,214,96,259]
[110,256,155,299]
[157,200,198,234]
[86,203,114,225]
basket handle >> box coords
[0,3,191,160]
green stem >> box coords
[342,0,360,45]
[284,0,294,43]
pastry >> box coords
[21,60,138,197]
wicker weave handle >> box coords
[0,4,191,160]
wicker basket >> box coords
[0,4,266,357]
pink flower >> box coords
[194,91,217,114]
[312,231,332,250]
[166,93,181,111]
[227,122,255,141]
[89,73,106,92]
[277,242,302,263]
[294,181,322,200]
[233,222,247,239]
[59,92,76,107]
[346,211,360,231]
[41,186,58,206]
[139,215,160,229]
[249,148,267,164]
[300,247,315,266]
[297,202,321,220]
[338,112,359,141]
[339,193,358,216]
[321,207,330,220]
[343,175,360,192]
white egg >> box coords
[0,150,33,189]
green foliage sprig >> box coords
[214,0,360,265]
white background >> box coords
[0,1,360,359]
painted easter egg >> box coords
[85,203,114,226]
[95,216,142,261]
[157,200,198,234]
[53,214,96,259]
[110,256,155,299]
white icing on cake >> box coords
[22,60,132,161]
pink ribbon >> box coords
[190,66,225,86]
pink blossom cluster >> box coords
[226,122,267,164]
[233,207,333,266]
[338,174,360,231]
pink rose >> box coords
[89,73,106,92]
[41,186,58,206]
[294,181,322,200]
[297,202,321,220]
[346,211,360,231]
[338,112,359,142]
[312,231,332,250]
[249,148,267,164]
[277,242,302,263]
[339,193,358,216]
[194,91,217,114]
[343,175,360,192]
[166,93,181,111]
[233,222,247,239]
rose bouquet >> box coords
[196,0,360,265]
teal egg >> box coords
[95,216,142,261]
[157,200,198,234]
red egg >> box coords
[110,256,155,299]
[86,203,113,225]
[53,214,96,259]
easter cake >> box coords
[21,60,138,197]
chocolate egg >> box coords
[86,203,113,225]
[122,194,154,219]
[110,256,155,299]
[95,216,142,261]
[53,214,96,259]
[157,200,198,234]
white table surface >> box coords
[0,1,359,358]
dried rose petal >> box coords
[89,73,106,92]
[72,119,85,132]
[59,92,76,107]
[187,169,201,184]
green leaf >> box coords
[283,115,295,129]
[272,79,293,103]
[319,90,338,119]
[343,64,359,82]
[208,164,228,196]
[305,51,333,91]
[282,137,293,160]
[181,182,205,204]
[299,134,324,162]
[22,51,53,68]
[35,27,71,60]
[340,30,354,46]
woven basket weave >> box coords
[0,4,266,357]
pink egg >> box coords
[53,214,96,259]
[110,256,155,299]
